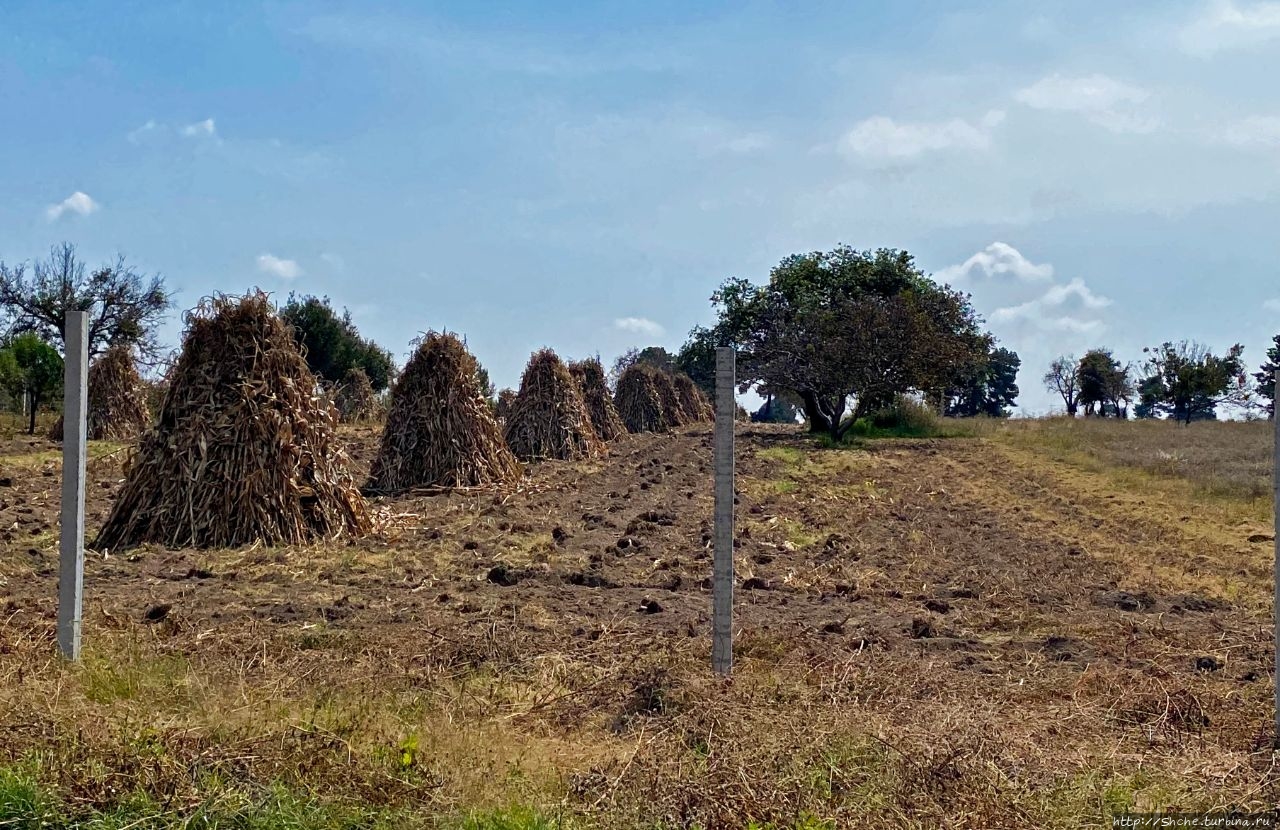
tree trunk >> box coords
[799,390,831,434]
[27,392,37,435]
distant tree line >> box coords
[1044,341,1256,424]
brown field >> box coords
[0,415,1277,828]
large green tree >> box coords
[702,246,990,440]
[947,345,1020,417]
[1138,340,1249,424]
[1077,348,1133,418]
[676,327,716,399]
[0,242,172,362]
[278,294,395,392]
[0,333,64,434]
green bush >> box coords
[844,396,941,439]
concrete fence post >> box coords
[713,347,735,675]
[57,310,89,660]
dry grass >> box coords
[4,418,1280,826]
[985,416,1273,503]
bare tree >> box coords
[0,242,172,362]
[1043,355,1080,416]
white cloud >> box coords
[1040,277,1112,310]
[256,253,303,279]
[1180,0,1280,54]
[840,110,1005,160]
[1015,74,1156,134]
[989,277,1111,333]
[989,302,1105,334]
[127,119,162,144]
[613,317,665,337]
[935,242,1054,284]
[45,191,99,221]
[1264,298,1280,312]
[181,118,217,138]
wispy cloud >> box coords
[1180,0,1280,54]
[614,317,665,337]
[990,277,1112,332]
[181,118,217,138]
[1015,74,1156,134]
[127,119,162,144]
[46,191,99,221]
[256,253,303,279]
[935,242,1054,284]
[300,14,686,77]
[1264,298,1280,312]
[1221,115,1280,147]
[840,110,1005,160]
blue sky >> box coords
[3,0,1280,413]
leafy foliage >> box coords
[0,242,172,362]
[947,345,1020,417]
[703,246,990,439]
[1076,348,1133,417]
[1253,333,1280,418]
[278,294,395,391]
[1138,340,1249,424]
[0,332,64,434]
[676,326,717,399]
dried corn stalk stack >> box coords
[650,369,686,427]
[95,292,371,551]
[568,357,625,441]
[366,332,520,493]
[673,372,712,422]
[49,345,151,441]
[335,367,378,423]
[495,388,517,423]
[504,349,601,461]
[614,364,668,433]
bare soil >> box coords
[1,422,1276,827]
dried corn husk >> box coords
[367,332,520,493]
[95,291,371,550]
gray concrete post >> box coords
[713,347,735,675]
[57,310,89,660]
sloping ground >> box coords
[0,424,1275,828]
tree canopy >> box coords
[1137,340,1248,424]
[278,294,396,392]
[1076,349,1133,417]
[947,345,1020,418]
[0,333,64,434]
[701,246,991,439]
[1254,334,1280,418]
[0,242,172,362]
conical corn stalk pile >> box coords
[504,349,601,461]
[568,357,625,441]
[651,369,686,427]
[673,372,712,422]
[335,367,378,423]
[49,345,150,441]
[366,332,519,493]
[614,364,668,433]
[95,292,371,550]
